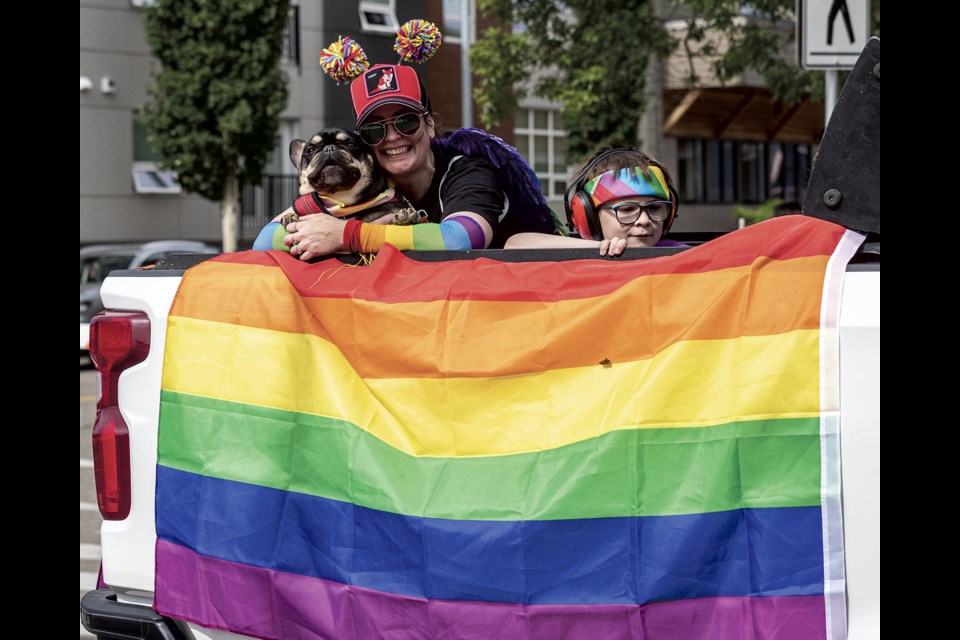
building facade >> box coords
[81,0,223,245]
[80,1,824,246]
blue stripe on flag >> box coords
[156,466,824,605]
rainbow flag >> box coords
[154,216,862,640]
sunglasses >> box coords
[601,200,673,224]
[358,112,425,146]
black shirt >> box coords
[411,146,508,248]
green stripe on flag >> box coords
[159,391,821,521]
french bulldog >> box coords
[281,128,420,227]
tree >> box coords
[670,1,819,103]
[141,0,290,252]
[472,1,880,160]
[662,0,879,104]
[473,0,672,160]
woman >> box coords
[286,64,542,260]
[506,145,686,256]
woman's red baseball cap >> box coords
[350,64,431,128]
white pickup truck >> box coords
[81,41,879,640]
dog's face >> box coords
[289,128,387,204]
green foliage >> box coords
[473,0,673,160]
[675,1,823,101]
[734,198,783,225]
[141,0,290,202]
[471,26,536,127]
[473,1,881,161]
[675,0,881,102]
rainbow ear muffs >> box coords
[564,150,680,240]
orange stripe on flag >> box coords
[171,255,829,378]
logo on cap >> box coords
[365,67,398,97]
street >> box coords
[79,366,100,639]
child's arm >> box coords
[504,233,626,256]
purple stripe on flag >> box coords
[156,539,827,640]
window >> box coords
[131,116,180,194]
[514,108,568,200]
[443,0,475,43]
[768,143,811,202]
[677,139,704,203]
[359,0,399,34]
[706,140,735,204]
[133,117,161,163]
[738,142,766,204]
[132,163,181,194]
[676,138,811,206]
[281,3,300,66]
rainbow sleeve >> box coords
[349,215,487,252]
[252,222,289,252]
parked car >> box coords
[80,241,219,354]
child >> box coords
[505,145,685,255]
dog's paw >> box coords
[279,212,301,229]
[392,208,425,226]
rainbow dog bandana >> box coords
[584,166,670,207]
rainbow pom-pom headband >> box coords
[319,20,443,85]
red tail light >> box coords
[89,311,150,520]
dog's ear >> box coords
[289,139,308,170]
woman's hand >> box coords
[599,237,627,257]
[285,215,347,261]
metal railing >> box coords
[241,174,300,238]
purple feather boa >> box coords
[433,128,560,235]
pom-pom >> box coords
[320,36,370,84]
[394,19,442,64]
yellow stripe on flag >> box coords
[163,316,820,457]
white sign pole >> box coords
[824,69,837,124]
